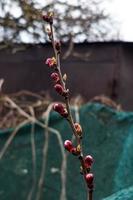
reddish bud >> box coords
[71,147,80,156]
[54,84,64,95]
[64,140,73,152]
[53,103,64,113]
[84,155,94,168]
[85,173,94,188]
[45,57,56,67]
[71,147,77,155]
[64,141,80,155]
[51,73,60,82]
[53,103,68,118]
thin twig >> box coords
[89,189,93,200]
[0,119,29,160]
[3,96,35,122]
[35,120,67,200]
[27,107,37,200]
[2,93,68,200]
[35,104,51,200]
[11,90,45,101]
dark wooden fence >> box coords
[0,42,133,110]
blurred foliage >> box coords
[0,0,117,45]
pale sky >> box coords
[1,0,133,42]
[63,0,133,41]
[105,0,133,41]
[12,0,133,42]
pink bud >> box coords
[64,140,73,152]
[53,103,68,118]
[53,103,64,113]
[84,155,94,168]
[71,147,80,156]
[54,84,64,95]
[85,173,94,188]
[51,73,60,82]
[45,57,56,67]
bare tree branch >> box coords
[0,0,117,46]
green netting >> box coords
[0,103,133,200]
[103,186,133,200]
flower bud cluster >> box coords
[64,140,81,156]
[80,155,94,189]
[85,173,94,189]
[53,103,68,118]
[45,57,57,68]
[45,56,68,115]
[45,52,68,102]
[85,155,94,189]
[64,139,94,188]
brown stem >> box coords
[89,189,93,200]
[50,24,79,140]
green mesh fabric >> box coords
[0,103,133,200]
[103,186,133,200]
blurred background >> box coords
[1,1,133,200]
[0,0,119,43]
[0,0,133,110]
